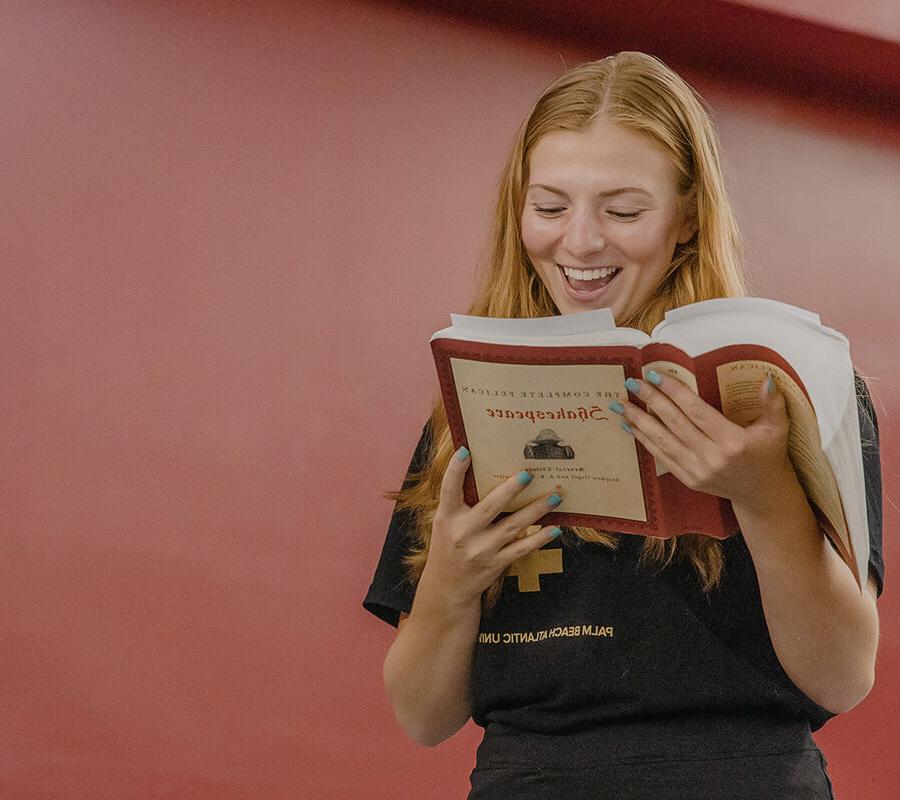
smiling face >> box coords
[521,116,697,322]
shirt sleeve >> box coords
[362,420,433,627]
[855,372,884,598]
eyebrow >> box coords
[526,184,653,199]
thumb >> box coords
[759,373,787,421]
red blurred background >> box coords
[2,0,897,797]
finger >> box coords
[470,468,539,525]
[630,372,742,443]
[621,405,688,467]
[499,524,562,564]
[621,418,695,489]
[489,491,564,544]
[438,445,471,512]
[623,375,700,451]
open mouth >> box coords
[558,264,622,299]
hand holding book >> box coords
[611,369,796,509]
[416,446,565,611]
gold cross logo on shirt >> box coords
[505,532,563,592]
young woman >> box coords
[363,51,883,799]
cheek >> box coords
[520,215,554,255]
[622,224,675,262]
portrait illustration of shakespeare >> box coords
[524,428,575,459]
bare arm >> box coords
[383,588,481,746]
[613,371,880,714]
[732,466,880,714]
[382,448,564,746]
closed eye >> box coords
[533,207,642,220]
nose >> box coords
[561,207,606,260]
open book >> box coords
[430,297,868,591]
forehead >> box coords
[527,119,677,196]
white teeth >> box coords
[562,266,620,280]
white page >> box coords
[657,296,822,331]
[449,307,616,337]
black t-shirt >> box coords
[363,375,884,741]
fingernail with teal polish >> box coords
[548,493,562,507]
[549,527,563,539]
[517,470,533,485]
[624,377,640,394]
[767,375,774,394]
[621,422,634,434]
[647,370,662,386]
[456,446,470,461]
[608,400,625,415]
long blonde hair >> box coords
[388,51,843,612]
